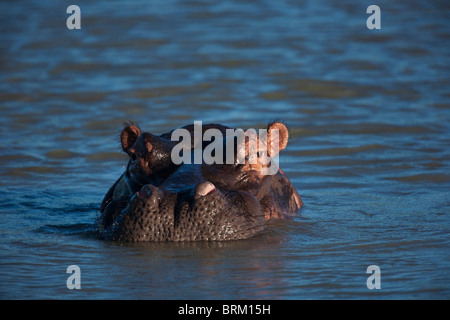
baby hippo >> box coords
[98,121,303,241]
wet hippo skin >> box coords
[98,121,303,241]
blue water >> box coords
[0,0,449,299]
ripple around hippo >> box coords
[98,121,303,241]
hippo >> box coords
[98,121,303,241]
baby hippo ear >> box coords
[121,125,141,153]
[267,122,289,156]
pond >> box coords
[0,0,449,299]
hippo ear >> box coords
[267,122,288,155]
[121,125,141,153]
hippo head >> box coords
[119,124,178,187]
[98,122,303,241]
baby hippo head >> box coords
[235,121,289,175]
[120,125,176,186]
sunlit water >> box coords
[0,0,449,299]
